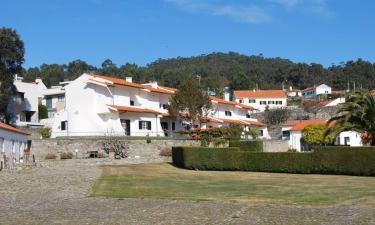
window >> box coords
[249,99,255,103]
[162,104,167,109]
[239,99,243,103]
[61,121,67,131]
[0,138,4,153]
[278,101,282,105]
[260,130,264,137]
[46,97,53,110]
[130,100,135,106]
[139,121,151,130]
[246,114,251,118]
[282,131,290,140]
[260,101,267,105]
[225,111,232,116]
[344,137,350,145]
[172,122,176,131]
[58,95,65,102]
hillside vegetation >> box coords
[23,52,375,91]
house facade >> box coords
[282,119,362,151]
[301,84,332,99]
[202,96,270,139]
[233,90,287,112]
[7,76,46,127]
[0,121,30,163]
[48,73,268,138]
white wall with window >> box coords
[0,122,30,162]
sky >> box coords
[1,0,374,68]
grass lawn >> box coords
[90,163,375,206]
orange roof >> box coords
[108,105,162,114]
[209,96,255,110]
[88,74,176,94]
[234,90,286,99]
[283,119,327,131]
[241,119,267,127]
[0,122,30,135]
[220,118,249,125]
[302,85,318,92]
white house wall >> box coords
[0,129,29,162]
[235,97,287,112]
[336,131,362,147]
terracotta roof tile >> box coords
[0,122,30,135]
[108,105,162,114]
[89,74,175,94]
[234,90,286,99]
[283,119,327,131]
[209,96,255,110]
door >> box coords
[121,119,131,136]
[161,122,169,137]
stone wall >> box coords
[263,140,289,152]
[31,138,200,161]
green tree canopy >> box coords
[325,89,375,145]
[0,27,25,123]
[38,103,48,120]
[167,76,212,127]
[303,124,333,145]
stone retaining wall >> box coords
[263,140,289,152]
[31,138,200,161]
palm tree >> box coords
[325,89,375,145]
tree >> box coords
[38,103,48,120]
[0,27,25,122]
[167,76,212,128]
[302,124,333,145]
[264,107,290,125]
[325,89,375,145]
[66,59,95,80]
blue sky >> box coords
[1,0,374,68]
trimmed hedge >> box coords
[228,140,263,152]
[172,146,375,176]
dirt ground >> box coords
[0,159,374,225]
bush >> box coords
[229,140,263,152]
[159,146,172,157]
[172,146,375,176]
[38,103,48,120]
[45,152,57,160]
[60,152,73,160]
[38,127,51,138]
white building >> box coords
[282,119,362,151]
[319,97,345,107]
[335,131,362,147]
[0,121,30,163]
[201,96,270,139]
[286,86,301,97]
[41,85,66,118]
[50,74,182,137]
[7,76,46,127]
[233,90,287,112]
[49,73,268,138]
[301,84,331,99]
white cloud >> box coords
[165,0,334,24]
[165,0,272,24]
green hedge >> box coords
[228,140,263,152]
[172,146,375,176]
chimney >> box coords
[125,77,132,83]
[224,92,230,101]
[289,86,293,91]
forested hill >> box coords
[23,52,375,91]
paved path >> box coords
[0,159,374,225]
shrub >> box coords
[60,152,73,160]
[38,103,48,120]
[159,146,172,157]
[45,152,57,160]
[228,140,263,152]
[264,107,290,125]
[38,127,51,138]
[172,146,375,176]
[302,124,333,145]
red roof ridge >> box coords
[209,96,256,110]
[108,105,163,114]
[0,122,30,135]
[234,90,286,98]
